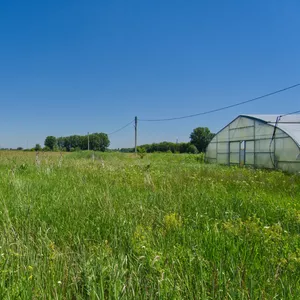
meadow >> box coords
[0,150,299,299]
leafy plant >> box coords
[137,146,146,159]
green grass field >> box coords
[0,151,299,299]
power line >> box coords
[280,109,300,117]
[108,119,135,136]
[139,83,300,122]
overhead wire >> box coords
[280,109,300,117]
[106,85,300,152]
[139,83,300,122]
[108,119,135,136]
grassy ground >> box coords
[0,150,299,299]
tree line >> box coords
[120,142,197,154]
[27,126,214,153]
[120,127,215,154]
[43,133,110,152]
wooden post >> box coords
[134,116,138,154]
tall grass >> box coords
[0,150,299,299]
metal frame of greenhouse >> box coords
[206,114,300,173]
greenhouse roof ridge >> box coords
[240,114,300,147]
[241,114,300,123]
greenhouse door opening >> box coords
[240,141,245,166]
[229,141,240,165]
[229,140,255,166]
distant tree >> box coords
[98,133,110,151]
[190,127,215,153]
[187,144,198,154]
[69,135,81,149]
[44,136,57,150]
[120,148,134,153]
[43,146,50,151]
[17,147,23,150]
[44,133,110,152]
[135,141,200,154]
[63,136,71,151]
[80,135,88,150]
[57,137,65,150]
[35,144,42,151]
[178,143,190,153]
[89,133,110,151]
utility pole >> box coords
[88,132,90,151]
[134,116,138,154]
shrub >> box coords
[137,147,146,159]
[43,146,51,152]
[187,144,198,154]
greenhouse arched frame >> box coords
[206,114,300,173]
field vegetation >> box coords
[0,151,299,299]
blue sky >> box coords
[0,0,299,149]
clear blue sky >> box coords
[0,0,299,149]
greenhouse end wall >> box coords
[206,115,300,173]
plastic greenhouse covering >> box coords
[206,115,300,173]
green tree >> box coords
[187,144,198,154]
[43,146,50,151]
[190,127,215,153]
[44,133,110,152]
[44,136,57,150]
[57,137,65,150]
[89,133,110,151]
[35,144,42,151]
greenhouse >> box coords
[206,114,300,173]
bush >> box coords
[137,147,146,159]
[43,146,51,152]
[196,153,205,163]
[35,144,42,151]
[187,144,198,154]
